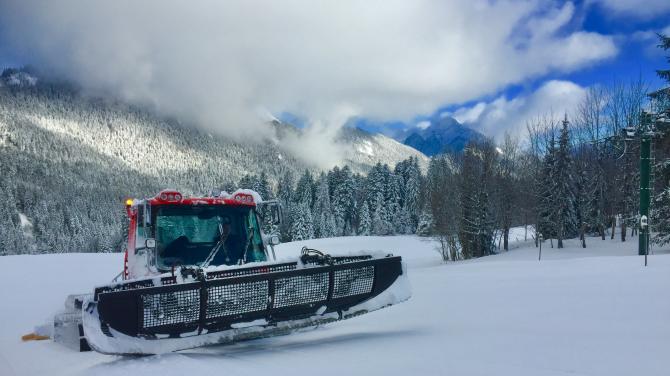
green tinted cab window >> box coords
[153,205,267,268]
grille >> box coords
[206,281,269,319]
[273,273,329,308]
[207,264,297,280]
[333,266,375,298]
[142,289,200,328]
[97,276,177,297]
[97,280,154,295]
[330,256,373,265]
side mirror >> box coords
[269,235,280,246]
[271,205,282,225]
[258,200,284,226]
[145,238,156,248]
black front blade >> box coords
[93,255,404,340]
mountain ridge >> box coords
[400,116,485,156]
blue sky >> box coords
[351,1,670,136]
[1,1,669,142]
[348,1,670,138]
[565,0,667,87]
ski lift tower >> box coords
[638,111,653,256]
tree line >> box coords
[426,33,670,260]
[1,35,668,259]
[236,157,423,242]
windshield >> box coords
[153,205,266,269]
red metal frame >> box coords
[147,190,256,207]
[124,204,137,280]
[147,197,256,207]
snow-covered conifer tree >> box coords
[372,192,391,235]
[652,33,670,245]
[458,141,497,258]
[553,116,578,248]
[290,202,314,241]
[313,174,336,238]
[358,201,371,236]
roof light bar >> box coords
[157,190,183,203]
[234,193,254,203]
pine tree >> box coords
[290,202,314,241]
[372,192,392,235]
[656,33,670,83]
[277,171,295,241]
[0,188,16,255]
[277,171,295,204]
[537,134,558,241]
[586,152,608,240]
[458,141,496,258]
[313,174,336,238]
[321,212,337,238]
[331,166,355,235]
[653,182,670,245]
[238,175,255,190]
[404,157,422,229]
[252,171,272,201]
[652,32,670,245]
[553,116,578,248]
[366,163,388,205]
[386,174,403,234]
[393,207,412,234]
[358,201,371,236]
[295,170,315,208]
[416,210,433,236]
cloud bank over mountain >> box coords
[1,0,616,153]
[450,80,588,140]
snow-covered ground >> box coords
[1,234,669,376]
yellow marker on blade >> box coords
[21,333,50,341]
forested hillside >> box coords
[0,76,426,254]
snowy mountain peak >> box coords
[401,116,485,156]
[337,126,429,171]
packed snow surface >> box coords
[1,234,669,375]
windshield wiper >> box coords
[201,223,227,268]
[240,225,255,264]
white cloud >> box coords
[452,80,588,140]
[631,30,657,42]
[0,0,617,166]
[415,121,431,130]
[452,102,487,124]
[631,24,670,42]
[590,0,670,19]
[630,24,670,58]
